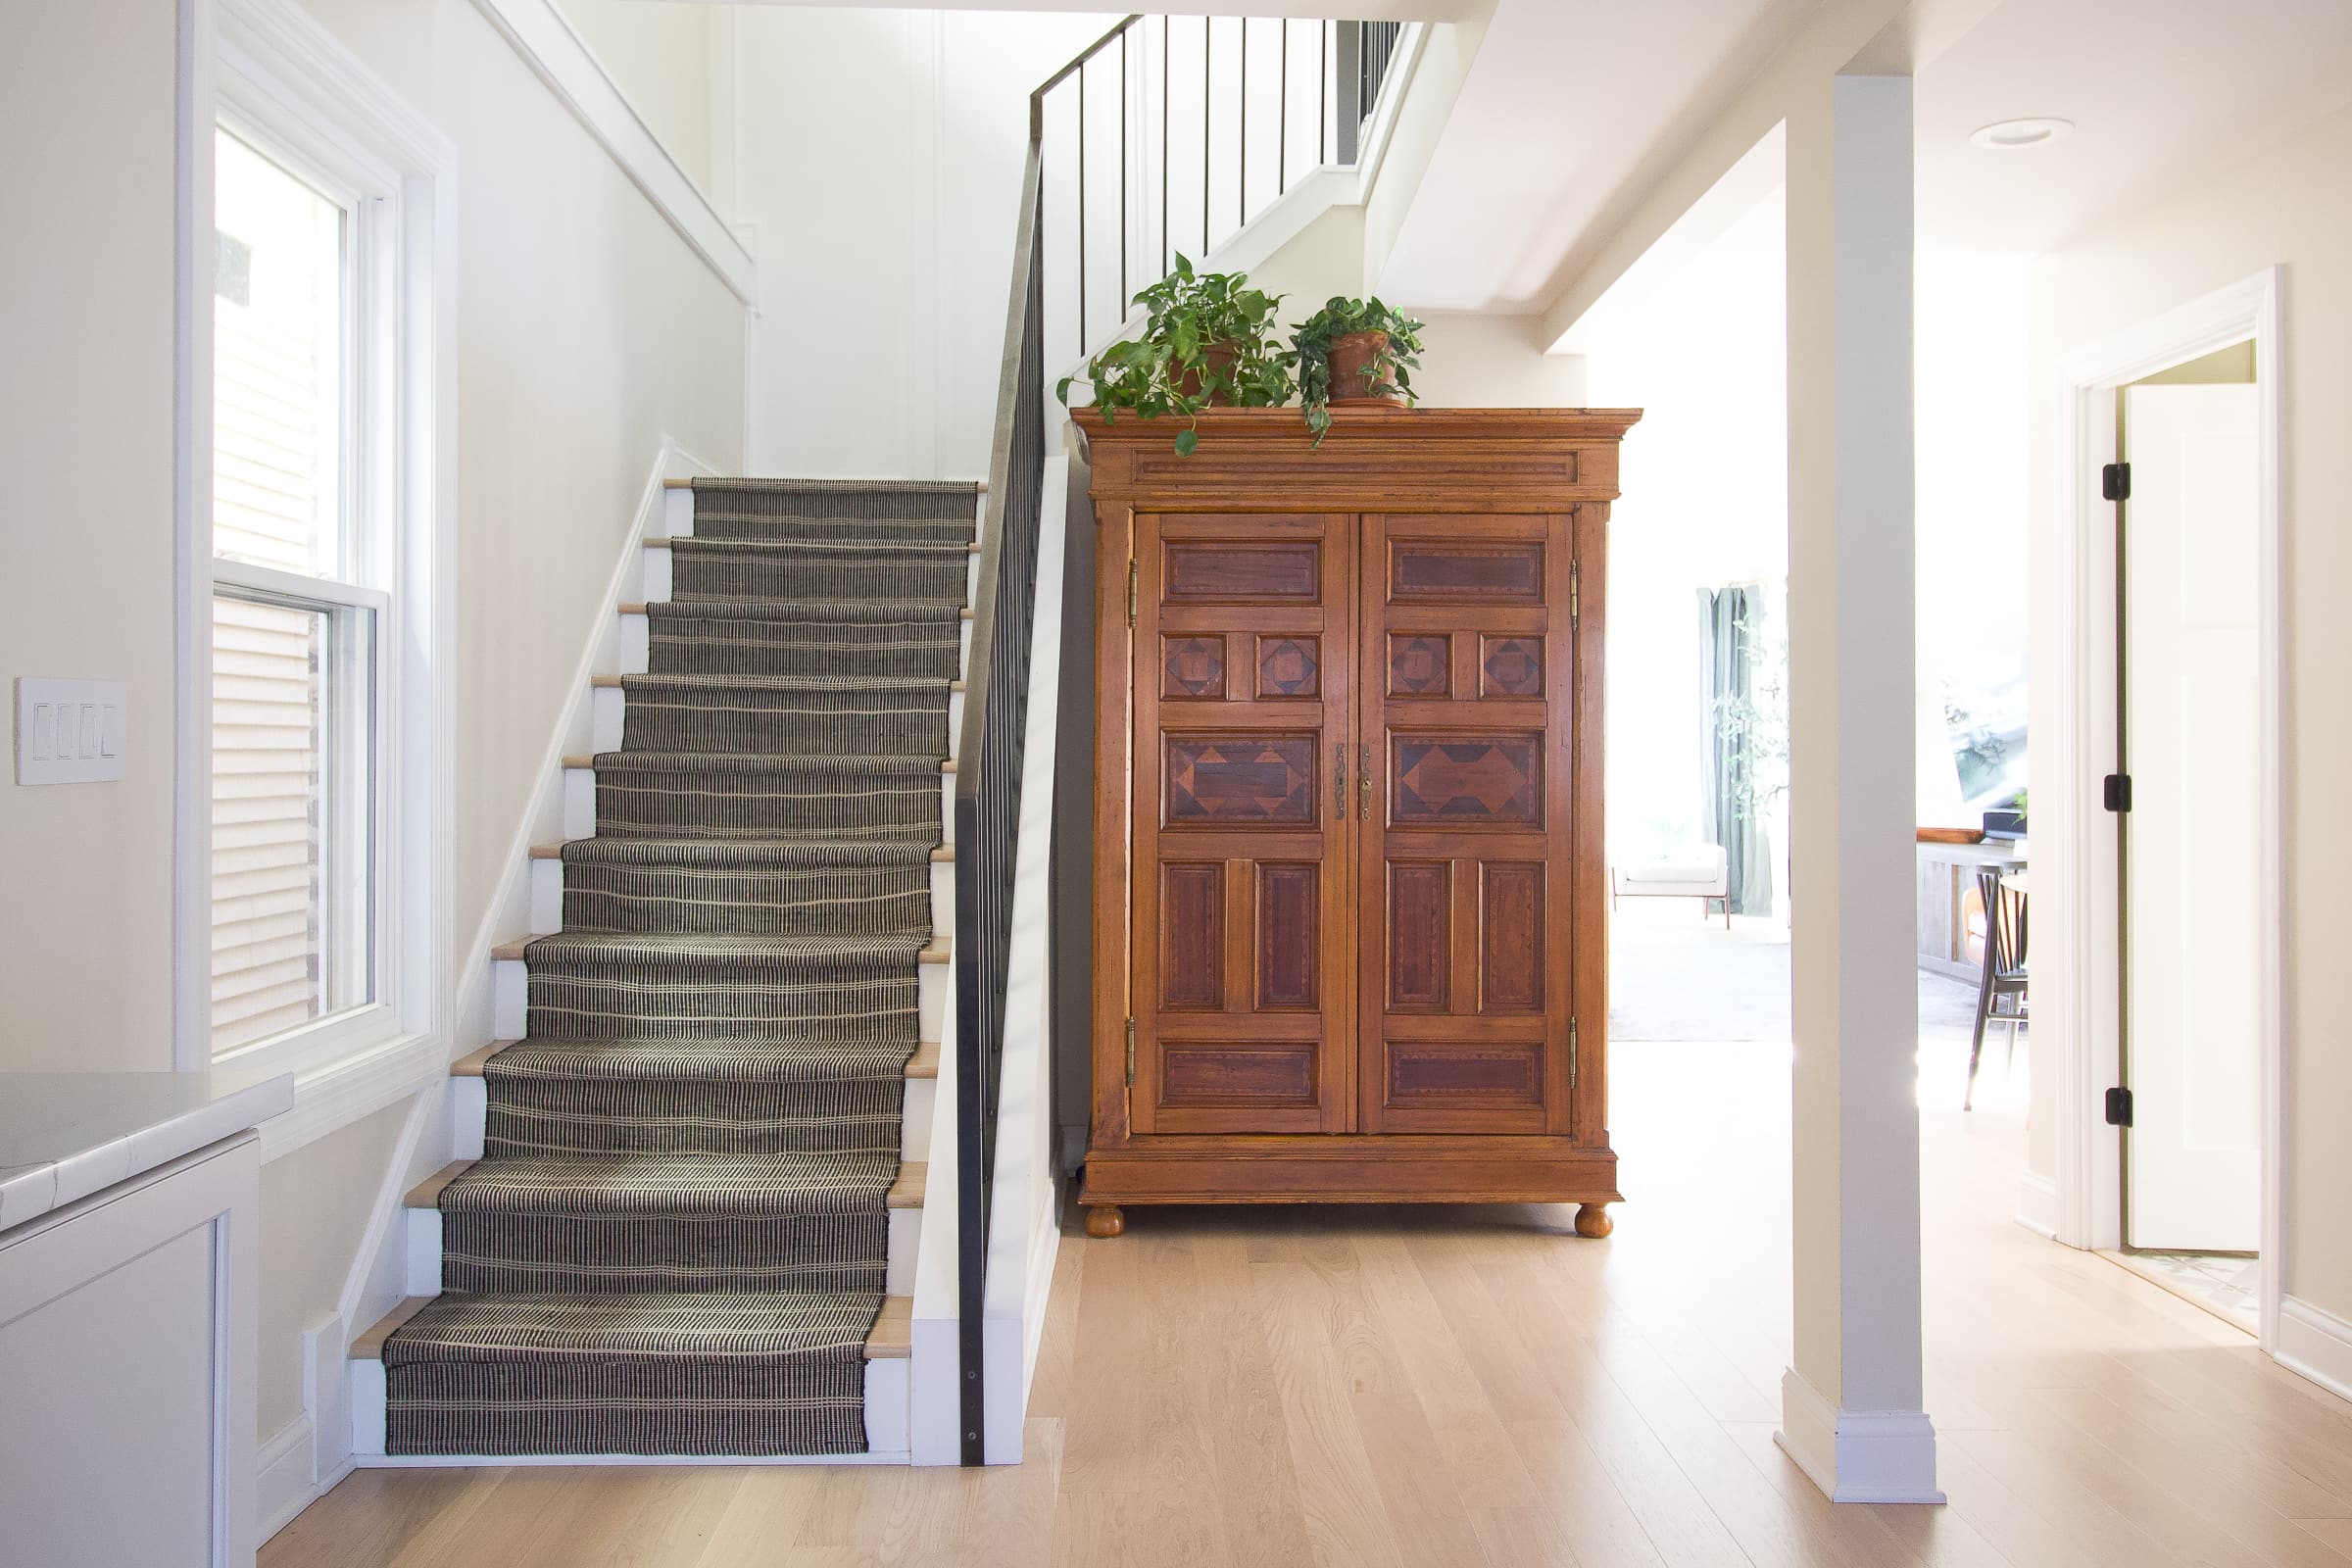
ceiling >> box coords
[1914,0,2352,251]
[1374,0,2352,316]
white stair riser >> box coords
[940,776,956,845]
[644,543,672,602]
[349,1353,908,1465]
[620,611,650,675]
[593,686,625,753]
[395,1201,918,1298]
[563,764,596,840]
[918,961,945,1043]
[664,486,693,538]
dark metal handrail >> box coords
[953,14,1410,1469]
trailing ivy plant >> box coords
[1055,254,1293,455]
[1287,295,1425,445]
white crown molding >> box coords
[467,0,757,306]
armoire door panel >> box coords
[1133,512,1355,1136]
[1360,513,1581,1137]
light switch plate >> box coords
[16,678,125,784]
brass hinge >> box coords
[1570,557,1581,627]
[1124,1018,1137,1084]
[1569,1016,1580,1087]
[1127,557,1138,625]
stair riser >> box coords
[619,688,952,760]
[399,1203,916,1296]
[494,955,946,1047]
[619,611,971,681]
[567,762,945,844]
[529,854,953,944]
[350,1354,908,1463]
[453,1068,931,1164]
[559,862,931,940]
[597,685,960,761]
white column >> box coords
[1777,69,1940,1505]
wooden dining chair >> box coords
[1965,865,2029,1110]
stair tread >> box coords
[593,672,964,692]
[463,1036,928,1083]
[542,836,944,865]
[532,837,956,858]
[457,1037,939,1080]
[623,601,973,620]
[665,473,984,493]
[495,931,944,963]
[357,1292,912,1363]
[657,535,982,556]
[566,751,950,774]
[407,1153,924,1212]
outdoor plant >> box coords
[1288,295,1425,445]
[1055,254,1293,456]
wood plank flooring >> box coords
[263,1039,2352,1567]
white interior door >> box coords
[2122,380,2262,1252]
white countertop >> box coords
[0,1071,294,1232]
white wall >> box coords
[732,7,1114,481]
[2026,97,2352,1324]
[559,0,732,207]
[0,0,747,1472]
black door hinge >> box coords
[2105,1086,2133,1127]
[2103,773,2132,812]
[2102,463,2132,502]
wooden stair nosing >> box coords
[452,1037,941,1081]
[405,1159,926,1211]
[558,756,955,773]
[491,937,946,963]
[662,472,987,493]
[352,1292,913,1362]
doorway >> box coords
[2044,270,2283,1348]
[2112,349,2263,1330]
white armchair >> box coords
[1611,843,1731,926]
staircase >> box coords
[351,477,981,1462]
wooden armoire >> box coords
[1070,405,1640,1238]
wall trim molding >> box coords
[255,1411,318,1542]
[1777,1367,1944,1505]
[2043,268,2286,1359]
[466,0,757,305]
[2278,1296,2352,1405]
[2015,1169,2059,1240]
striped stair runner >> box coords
[382,478,974,1456]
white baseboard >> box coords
[2277,1296,2352,1403]
[2015,1169,2061,1241]
[1776,1366,1944,1504]
[256,1413,318,1542]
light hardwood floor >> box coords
[264,1038,2352,1567]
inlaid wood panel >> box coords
[1387,634,1450,696]
[1386,862,1449,1011]
[1132,511,1354,1137]
[1360,513,1582,1137]
[1159,864,1224,1009]
[1161,635,1226,699]
[1164,540,1319,601]
[1254,636,1319,699]
[1159,1043,1319,1107]
[1163,734,1317,825]
[1254,863,1319,1009]
[1480,636,1544,698]
[1479,863,1545,1012]
[1392,734,1544,827]
[1390,540,1544,602]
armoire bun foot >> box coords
[1084,1204,1125,1239]
[1575,1202,1614,1239]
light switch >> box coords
[16,679,126,784]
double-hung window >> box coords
[209,121,389,1059]
[197,1,452,1091]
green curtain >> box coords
[1698,585,1776,916]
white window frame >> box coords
[175,0,457,1152]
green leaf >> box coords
[1173,427,1200,457]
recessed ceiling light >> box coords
[1971,117,2075,150]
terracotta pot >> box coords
[1173,342,1242,404]
[1324,329,1404,406]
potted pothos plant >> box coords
[1289,296,1425,445]
[1055,254,1293,455]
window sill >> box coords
[214,1028,445,1161]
